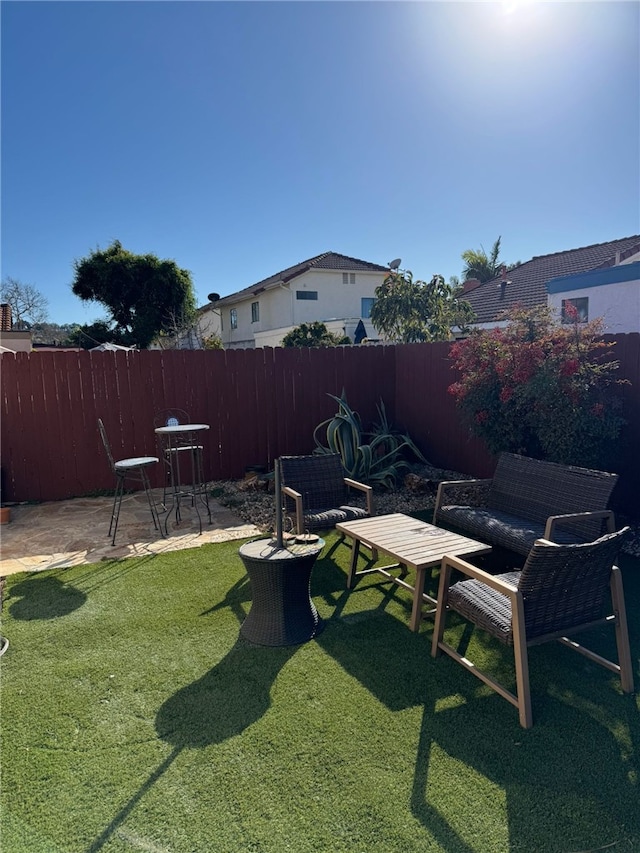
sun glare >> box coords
[502,0,533,15]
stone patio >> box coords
[0,488,262,576]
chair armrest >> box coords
[432,478,493,524]
[544,510,616,540]
[440,553,519,595]
[282,485,304,534]
[344,478,374,515]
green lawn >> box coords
[1,534,639,853]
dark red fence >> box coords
[395,342,495,478]
[394,334,640,515]
[1,334,638,515]
[0,346,396,503]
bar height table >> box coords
[154,423,212,534]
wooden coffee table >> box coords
[336,513,491,631]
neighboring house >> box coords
[195,252,390,349]
[0,303,31,352]
[462,235,640,331]
[547,260,640,334]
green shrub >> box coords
[313,393,427,489]
[448,305,627,468]
[282,322,350,347]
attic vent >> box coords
[342,273,356,284]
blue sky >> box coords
[2,0,639,326]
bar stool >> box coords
[153,409,204,506]
[97,418,162,546]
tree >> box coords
[71,240,197,349]
[448,305,626,467]
[65,321,128,350]
[282,321,350,348]
[370,270,474,344]
[460,236,519,283]
[0,277,49,328]
[31,322,78,346]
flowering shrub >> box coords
[448,305,627,467]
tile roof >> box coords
[463,235,640,324]
[212,252,389,307]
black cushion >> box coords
[437,506,584,556]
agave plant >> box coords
[313,392,427,489]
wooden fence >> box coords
[0,346,396,503]
[1,334,638,515]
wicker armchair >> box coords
[431,527,634,728]
[279,454,373,535]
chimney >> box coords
[0,304,11,331]
[498,268,512,299]
[462,278,481,294]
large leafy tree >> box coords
[0,277,49,328]
[370,270,474,344]
[282,321,350,348]
[64,321,128,350]
[460,236,519,282]
[71,240,197,348]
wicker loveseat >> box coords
[433,453,619,556]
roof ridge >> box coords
[470,234,640,288]
[462,233,640,325]
[211,250,389,307]
[529,234,640,262]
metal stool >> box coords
[98,418,162,546]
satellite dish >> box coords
[208,293,220,302]
[388,258,401,270]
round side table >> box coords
[239,537,325,647]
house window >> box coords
[251,301,260,323]
[361,297,375,318]
[296,290,318,300]
[230,308,238,330]
[561,297,588,323]
[342,273,356,284]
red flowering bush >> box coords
[448,305,627,467]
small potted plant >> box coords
[0,467,10,525]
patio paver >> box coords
[0,488,261,576]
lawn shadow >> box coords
[155,637,296,747]
[316,607,432,711]
[200,573,252,622]
[412,691,640,852]
[7,574,87,620]
[88,638,296,851]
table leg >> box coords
[410,567,427,632]
[346,538,361,589]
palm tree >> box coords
[461,236,505,282]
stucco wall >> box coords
[548,281,639,333]
[0,330,32,352]
[216,267,385,348]
[547,262,640,334]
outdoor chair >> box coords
[279,454,373,535]
[431,527,634,728]
[154,408,203,505]
[97,418,162,546]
